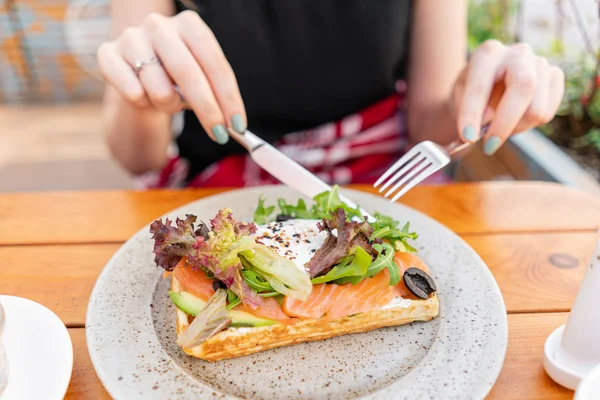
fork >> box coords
[374,126,489,202]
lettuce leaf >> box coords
[149,214,198,271]
[188,208,262,309]
[305,208,379,278]
[310,247,371,284]
[241,245,312,301]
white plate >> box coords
[0,296,73,400]
[87,186,508,399]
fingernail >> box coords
[212,124,229,145]
[484,136,502,156]
[231,114,246,133]
[463,125,478,142]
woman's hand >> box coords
[97,10,246,145]
[452,40,565,155]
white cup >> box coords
[0,302,8,396]
[544,238,600,390]
[575,363,600,400]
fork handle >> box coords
[446,124,490,156]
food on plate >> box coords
[150,186,439,361]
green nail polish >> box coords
[463,125,478,142]
[212,124,229,145]
[484,136,502,156]
[231,114,246,133]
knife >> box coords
[226,128,375,221]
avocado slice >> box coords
[169,291,205,316]
[228,309,277,327]
[168,291,276,328]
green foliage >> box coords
[467,0,600,155]
[467,0,518,51]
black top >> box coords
[175,0,412,180]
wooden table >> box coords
[1,182,599,399]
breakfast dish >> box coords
[86,186,507,400]
[151,187,439,361]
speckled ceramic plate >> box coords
[87,186,507,400]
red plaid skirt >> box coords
[136,88,451,189]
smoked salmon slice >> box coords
[283,252,432,319]
[173,258,215,301]
[172,257,291,322]
[174,251,432,322]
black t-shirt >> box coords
[175,0,412,181]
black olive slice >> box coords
[403,267,437,299]
[276,214,294,222]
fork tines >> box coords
[374,146,441,202]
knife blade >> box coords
[226,128,374,221]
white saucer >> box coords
[0,296,73,400]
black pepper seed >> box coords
[403,268,437,299]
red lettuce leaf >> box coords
[306,208,380,278]
[187,209,262,309]
[149,214,197,271]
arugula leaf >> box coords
[277,198,313,219]
[366,243,394,277]
[257,291,281,297]
[251,185,419,255]
[311,185,362,220]
[386,260,401,286]
[332,242,397,285]
[310,247,371,284]
[242,269,273,292]
[225,289,242,310]
[371,212,418,253]
[254,197,275,224]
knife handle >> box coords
[226,128,265,152]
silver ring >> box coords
[133,56,161,76]
[173,86,190,109]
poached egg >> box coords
[252,219,327,274]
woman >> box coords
[98,0,564,188]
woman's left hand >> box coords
[451,40,565,155]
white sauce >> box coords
[252,219,328,274]
[381,297,413,310]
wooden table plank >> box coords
[0,233,595,325]
[0,244,120,327]
[487,313,572,399]
[465,232,598,313]
[64,314,573,400]
[0,182,599,246]
[66,329,111,400]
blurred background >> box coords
[0,0,599,194]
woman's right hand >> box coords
[97,10,245,144]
